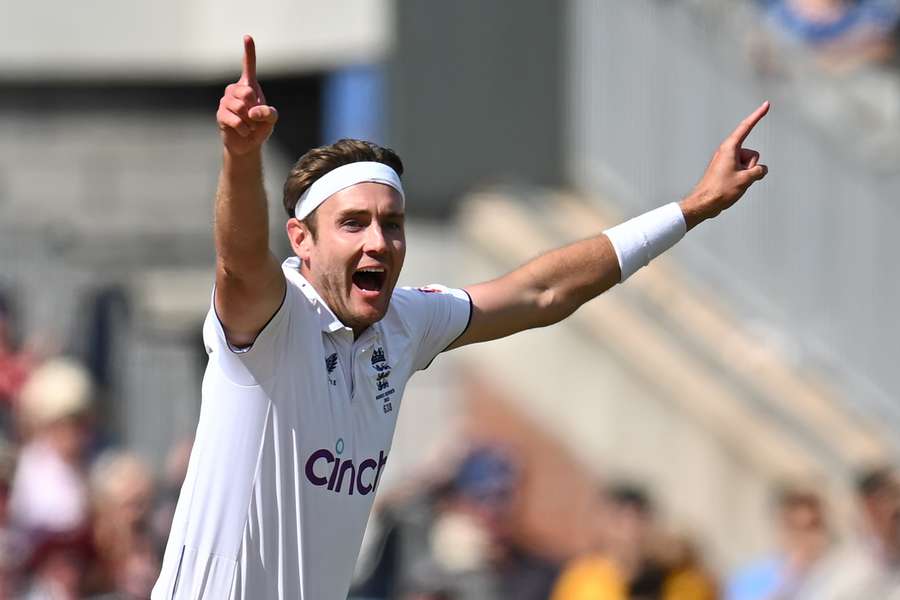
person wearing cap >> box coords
[153,36,770,600]
[9,358,94,538]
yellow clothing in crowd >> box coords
[664,567,718,600]
[551,554,718,600]
[551,556,627,600]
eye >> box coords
[341,219,364,231]
[382,217,405,232]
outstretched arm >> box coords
[214,35,285,348]
[449,102,770,349]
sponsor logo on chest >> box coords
[304,437,388,496]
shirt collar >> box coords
[282,256,352,335]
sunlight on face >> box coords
[292,182,406,336]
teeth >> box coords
[359,268,384,273]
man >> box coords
[797,466,900,600]
[354,445,558,600]
[152,36,769,599]
[551,484,670,600]
[10,358,94,538]
[726,485,831,600]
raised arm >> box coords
[450,102,770,348]
[214,35,285,347]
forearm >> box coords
[459,204,685,345]
[214,149,272,277]
[520,179,754,325]
[513,234,622,327]
[513,201,688,326]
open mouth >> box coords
[352,267,387,293]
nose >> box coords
[363,222,388,255]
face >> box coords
[780,501,829,563]
[865,476,900,548]
[606,503,651,551]
[288,182,406,336]
[46,416,90,463]
[113,475,154,530]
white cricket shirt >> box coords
[152,257,471,600]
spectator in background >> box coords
[656,530,719,600]
[427,445,559,600]
[350,472,451,599]
[553,484,717,600]
[89,451,157,595]
[760,0,900,71]
[86,536,161,600]
[418,447,518,599]
[552,484,664,600]
[799,466,900,599]
[9,358,94,537]
[20,530,94,600]
[351,445,557,600]
[150,438,193,558]
[726,485,830,600]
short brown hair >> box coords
[282,139,404,226]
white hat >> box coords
[18,358,93,429]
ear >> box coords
[286,218,313,261]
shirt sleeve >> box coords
[203,283,296,386]
[399,285,473,372]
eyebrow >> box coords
[335,208,405,220]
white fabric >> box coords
[795,539,900,600]
[9,440,89,533]
[294,162,404,221]
[602,202,686,282]
[152,257,471,600]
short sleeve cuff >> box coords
[204,285,289,386]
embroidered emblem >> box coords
[371,346,394,413]
[371,347,386,365]
[325,352,338,386]
[376,371,391,391]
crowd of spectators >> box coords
[350,442,900,600]
[0,300,191,599]
[750,0,900,73]
[727,468,900,600]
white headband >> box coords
[294,161,405,221]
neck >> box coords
[296,261,374,340]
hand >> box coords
[216,35,279,156]
[681,101,770,229]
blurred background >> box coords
[2,0,900,598]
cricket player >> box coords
[153,36,769,599]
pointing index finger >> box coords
[240,35,256,85]
[727,101,769,148]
